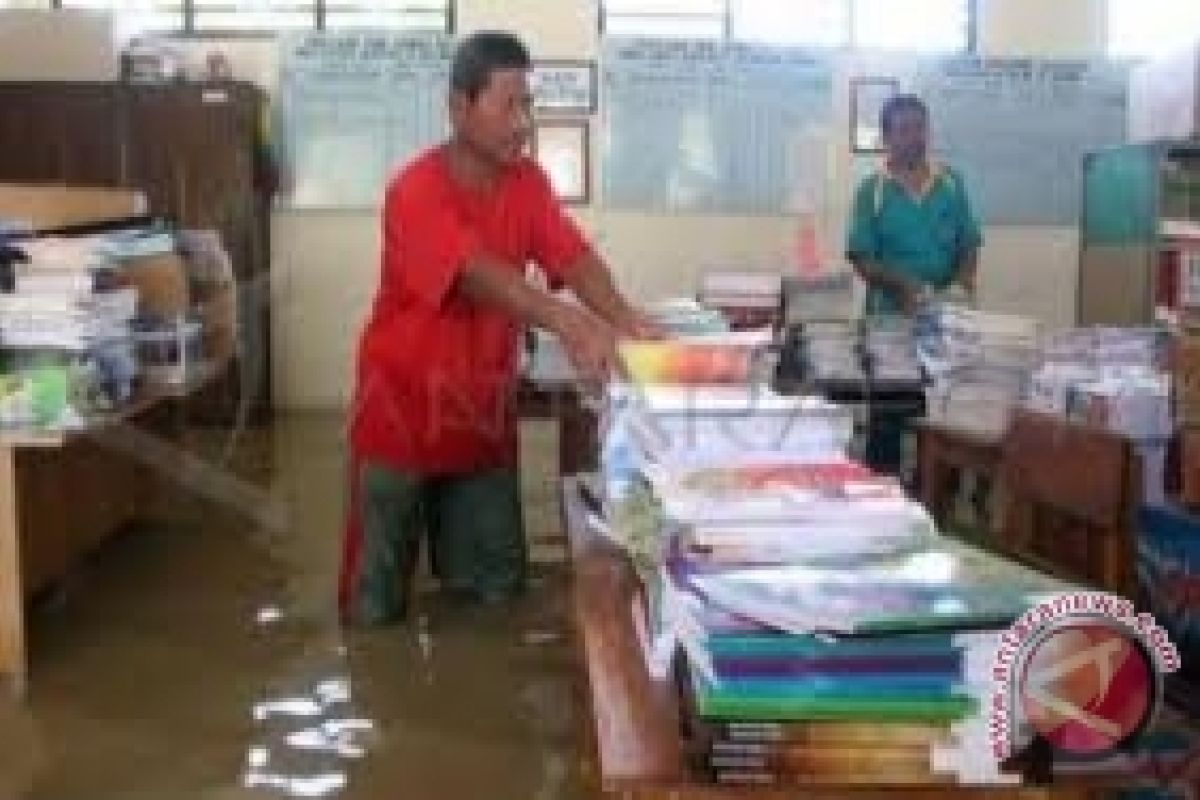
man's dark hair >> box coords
[450,31,532,100]
[880,94,928,135]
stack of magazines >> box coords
[598,334,1080,787]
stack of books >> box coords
[916,304,1041,435]
[797,321,864,383]
[699,271,781,330]
[599,335,1079,787]
[0,231,172,426]
[864,316,924,384]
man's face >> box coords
[450,67,533,166]
[884,106,929,166]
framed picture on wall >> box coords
[533,120,590,205]
[851,77,900,153]
[530,60,597,114]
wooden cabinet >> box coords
[0,81,273,423]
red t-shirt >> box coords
[350,146,590,474]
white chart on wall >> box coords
[279,32,452,209]
[276,34,1127,224]
[601,43,1127,224]
[601,38,836,216]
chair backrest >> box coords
[1001,410,1140,596]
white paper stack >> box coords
[802,322,864,382]
[700,271,782,314]
[605,384,855,469]
[916,304,1040,379]
[644,297,731,336]
[865,317,923,383]
[0,287,138,350]
[926,366,1028,436]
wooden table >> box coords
[560,476,1101,799]
[915,419,1005,532]
[0,373,215,697]
[517,377,597,476]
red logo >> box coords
[1017,620,1157,755]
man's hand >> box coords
[613,309,668,341]
[899,278,931,315]
[550,303,621,383]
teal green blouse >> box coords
[847,166,983,316]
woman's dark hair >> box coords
[450,31,532,100]
[880,94,928,135]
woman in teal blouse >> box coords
[848,94,982,316]
[846,94,983,474]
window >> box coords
[732,0,848,48]
[853,0,971,53]
[59,1,181,40]
[324,0,450,30]
[602,0,974,53]
[602,0,725,39]
[1109,0,1200,60]
[191,1,313,31]
[51,1,453,34]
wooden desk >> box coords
[915,419,1005,533]
[560,477,1099,799]
[0,374,215,697]
[517,378,597,476]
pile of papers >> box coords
[699,272,781,318]
[1027,327,1174,503]
[796,322,863,383]
[0,288,138,350]
[914,304,1040,435]
[644,297,732,337]
[0,231,173,426]
[864,316,923,383]
[915,303,1040,379]
[597,334,1082,787]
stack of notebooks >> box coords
[0,231,173,426]
[654,468,1075,787]
[863,316,924,384]
[915,303,1040,379]
[642,298,731,337]
[600,338,1081,787]
[797,321,864,383]
[698,271,781,329]
[915,304,1040,435]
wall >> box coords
[0,10,117,80]
[4,0,1110,409]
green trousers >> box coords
[348,463,527,625]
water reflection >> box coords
[0,415,586,799]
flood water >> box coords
[0,414,587,800]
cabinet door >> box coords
[0,83,122,186]
[121,83,273,422]
[121,84,258,251]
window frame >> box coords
[47,0,455,38]
[600,0,978,54]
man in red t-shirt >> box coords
[340,31,654,624]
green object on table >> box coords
[696,690,976,722]
[30,366,69,426]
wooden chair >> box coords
[1000,411,1140,597]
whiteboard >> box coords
[601,38,835,215]
[914,57,1128,225]
[279,32,452,209]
